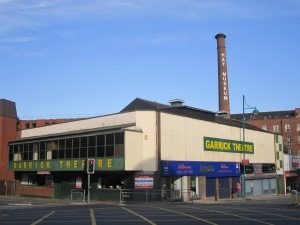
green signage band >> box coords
[204,137,254,154]
[9,157,124,171]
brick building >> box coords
[232,108,300,156]
[0,98,75,181]
[232,108,300,192]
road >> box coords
[0,196,300,224]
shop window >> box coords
[262,164,276,173]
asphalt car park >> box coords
[1,196,300,225]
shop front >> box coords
[161,160,240,200]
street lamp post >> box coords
[241,95,258,198]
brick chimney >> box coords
[215,33,230,118]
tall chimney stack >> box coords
[215,33,230,118]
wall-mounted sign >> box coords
[204,137,254,154]
[161,160,240,177]
[9,157,124,171]
[134,175,154,190]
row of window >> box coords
[261,123,300,133]
[9,132,124,162]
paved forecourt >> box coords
[1,200,300,225]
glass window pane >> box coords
[106,134,114,145]
[115,133,124,144]
[97,146,104,157]
[88,147,96,158]
[89,136,96,147]
[65,148,72,159]
[73,148,79,159]
[66,139,72,148]
[80,137,88,147]
[106,145,114,157]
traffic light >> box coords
[87,159,95,174]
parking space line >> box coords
[30,211,55,225]
[187,206,274,225]
[122,207,156,225]
[90,209,97,225]
[215,205,300,221]
[152,207,218,225]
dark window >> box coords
[80,137,88,158]
[262,164,276,173]
[106,145,114,157]
[39,142,46,160]
[65,139,72,159]
[9,145,13,161]
[65,148,72,159]
[23,144,29,160]
[73,138,80,159]
[88,147,96,158]
[97,135,105,146]
[96,146,105,157]
[115,133,124,144]
[28,143,33,160]
[32,123,36,128]
[89,136,96,147]
[26,123,30,129]
[106,134,114,145]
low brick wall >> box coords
[16,183,54,198]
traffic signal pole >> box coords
[87,173,90,203]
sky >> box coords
[0,0,299,119]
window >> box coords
[39,142,46,160]
[273,124,280,133]
[88,136,96,158]
[297,136,300,144]
[96,135,105,157]
[32,123,36,128]
[65,139,73,159]
[286,136,292,144]
[285,123,291,132]
[262,124,267,131]
[80,137,88,158]
[297,123,300,132]
[58,139,65,159]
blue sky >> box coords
[0,0,299,119]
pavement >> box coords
[0,193,295,206]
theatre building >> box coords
[7,98,283,200]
